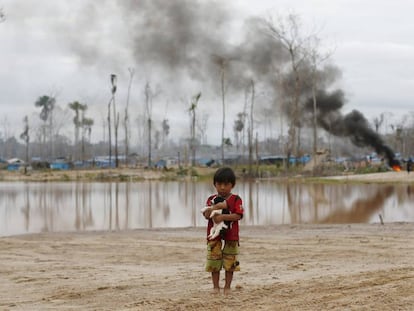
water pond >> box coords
[1,181,413,236]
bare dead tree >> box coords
[144,82,161,167]
[124,67,135,165]
[196,112,209,145]
[261,13,310,163]
[50,105,72,157]
[211,55,230,165]
[110,74,118,167]
[135,114,146,159]
[111,74,120,168]
[242,87,249,159]
[20,116,30,169]
[108,79,113,167]
[219,60,227,165]
[307,36,333,169]
[0,116,13,159]
[248,80,255,177]
[81,114,94,163]
[144,83,152,167]
[114,108,120,167]
[188,92,201,167]
[373,113,385,133]
[160,100,170,150]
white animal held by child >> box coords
[201,196,230,240]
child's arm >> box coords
[202,201,227,219]
[212,201,227,210]
[212,212,241,224]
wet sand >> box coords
[1,223,413,310]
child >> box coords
[202,167,244,294]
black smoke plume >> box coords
[60,1,288,90]
[305,90,399,167]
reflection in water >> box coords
[286,184,397,224]
[23,184,30,231]
[0,181,414,236]
[74,183,94,231]
[248,181,254,224]
[317,186,394,223]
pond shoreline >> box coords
[0,167,194,182]
[1,167,414,183]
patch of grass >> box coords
[84,173,97,180]
[60,174,70,181]
[119,175,131,182]
[176,167,188,176]
[190,168,199,177]
[95,172,111,181]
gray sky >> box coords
[1,0,414,145]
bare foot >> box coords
[223,287,231,295]
[212,287,220,295]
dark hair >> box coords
[213,167,236,186]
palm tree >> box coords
[233,112,246,152]
[68,101,87,160]
[81,117,94,162]
[34,95,55,159]
[35,95,55,122]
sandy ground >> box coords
[1,223,413,310]
[321,170,414,183]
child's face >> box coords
[214,181,234,197]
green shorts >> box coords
[205,240,240,272]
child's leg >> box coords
[224,271,233,291]
[222,240,240,294]
[205,240,223,291]
[212,271,220,291]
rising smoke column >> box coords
[118,0,234,82]
[305,89,399,166]
[60,1,290,91]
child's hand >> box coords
[202,207,213,219]
[213,200,227,210]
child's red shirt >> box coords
[205,193,244,241]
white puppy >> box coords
[201,198,229,240]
